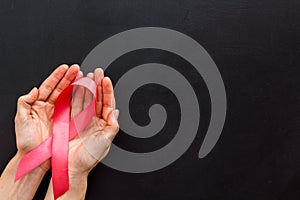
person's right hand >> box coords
[14,64,80,172]
[68,68,119,177]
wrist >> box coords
[15,150,26,159]
[15,151,50,174]
[0,152,48,199]
[69,171,88,183]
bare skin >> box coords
[0,64,119,199]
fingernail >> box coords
[70,64,80,71]
[95,68,103,73]
[87,72,93,77]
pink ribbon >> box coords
[15,77,97,199]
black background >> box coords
[0,0,300,199]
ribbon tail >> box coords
[51,86,73,199]
[52,122,70,199]
[14,137,52,182]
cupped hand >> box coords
[14,64,80,171]
[68,68,119,177]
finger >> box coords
[71,71,84,118]
[94,68,104,118]
[83,73,94,109]
[17,87,39,120]
[47,64,80,104]
[38,64,69,101]
[71,70,83,102]
[102,109,119,141]
[75,70,83,81]
[102,77,116,121]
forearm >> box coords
[0,152,47,199]
[45,174,88,200]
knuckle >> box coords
[53,72,62,82]
[55,87,63,94]
[45,84,53,92]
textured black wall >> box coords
[0,0,299,199]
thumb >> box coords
[16,87,39,119]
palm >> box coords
[68,123,109,175]
[68,70,119,175]
[15,101,53,153]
